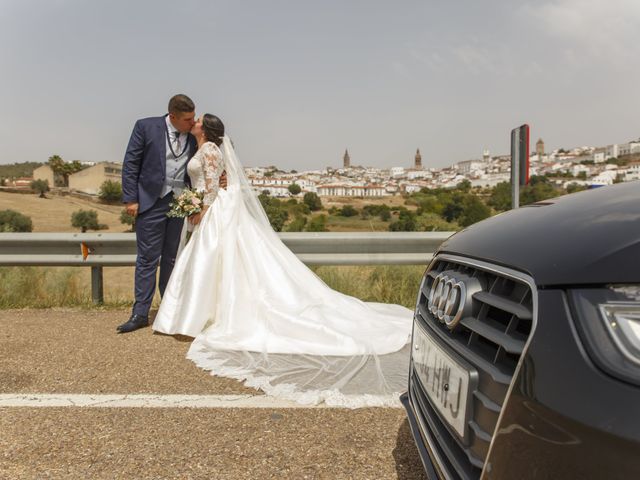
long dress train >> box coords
[153,138,413,407]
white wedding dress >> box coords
[153,137,413,407]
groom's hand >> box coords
[219,171,228,190]
[125,202,139,217]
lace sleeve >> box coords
[200,142,224,206]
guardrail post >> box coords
[91,266,104,305]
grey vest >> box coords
[161,134,190,197]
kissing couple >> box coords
[118,94,413,406]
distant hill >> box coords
[0,162,43,179]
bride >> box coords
[153,114,413,407]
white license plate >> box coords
[412,323,471,438]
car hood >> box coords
[439,181,640,287]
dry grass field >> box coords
[0,191,411,233]
[0,190,136,306]
[322,195,409,209]
[0,191,127,232]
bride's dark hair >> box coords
[202,114,225,146]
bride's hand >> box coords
[188,206,208,226]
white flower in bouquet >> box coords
[167,189,205,218]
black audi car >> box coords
[401,181,640,479]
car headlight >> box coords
[600,303,640,365]
[570,286,640,386]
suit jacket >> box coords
[121,115,197,214]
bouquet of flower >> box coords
[167,188,204,218]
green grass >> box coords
[314,264,426,309]
[0,267,131,309]
[0,265,426,310]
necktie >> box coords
[173,131,181,151]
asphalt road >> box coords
[0,309,427,479]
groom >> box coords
[117,94,217,333]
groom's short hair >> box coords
[168,94,195,114]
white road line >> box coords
[0,394,401,409]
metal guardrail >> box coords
[0,232,453,303]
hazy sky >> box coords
[1,0,639,170]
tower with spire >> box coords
[414,148,422,169]
[536,138,545,157]
[343,149,350,168]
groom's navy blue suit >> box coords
[122,115,197,317]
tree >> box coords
[305,214,328,232]
[456,179,472,192]
[520,181,559,206]
[120,209,135,232]
[442,193,466,222]
[47,155,65,186]
[303,192,322,211]
[258,192,289,231]
[71,209,103,232]
[99,180,123,203]
[458,196,491,227]
[288,183,302,196]
[30,179,50,198]
[47,155,83,187]
[488,182,511,212]
[0,210,33,232]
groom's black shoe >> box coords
[116,314,149,334]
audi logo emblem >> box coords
[427,271,482,330]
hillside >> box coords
[0,162,43,179]
[0,191,126,232]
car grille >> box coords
[410,255,535,479]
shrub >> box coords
[99,180,123,203]
[416,212,458,232]
[361,204,391,221]
[285,215,307,232]
[389,210,416,231]
[71,209,106,232]
[566,183,588,194]
[305,214,328,232]
[339,205,358,217]
[0,210,33,232]
[120,209,135,231]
